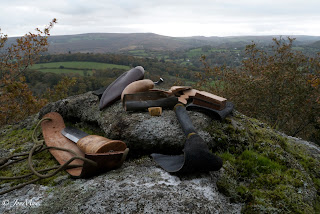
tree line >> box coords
[196,37,320,144]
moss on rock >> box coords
[0,116,69,188]
[211,111,320,213]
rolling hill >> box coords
[308,40,320,49]
[47,33,192,53]
[47,33,320,53]
[7,33,320,54]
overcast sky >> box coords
[1,0,320,37]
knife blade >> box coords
[61,126,127,154]
[61,126,89,143]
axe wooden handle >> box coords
[77,135,127,154]
[174,104,197,137]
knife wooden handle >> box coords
[77,135,127,154]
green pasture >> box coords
[34,68,87,75]
[31,61,130,70]
[186,48,203,57]
[180,61,193,66]
[128,50,149,57]
[292,47,304,51]
[186,47,227,58]
[30,61,130,76]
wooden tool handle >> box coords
[174,104,197,137]
[77,135,127,154]
[121,79,154,101]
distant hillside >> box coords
[309,40,320,49]
[47,33,192,53]
[48,33,320,54]
[7,33,320,54]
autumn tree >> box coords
[0,19,57,126]
[197,37,320,144]
[42,76,77,103]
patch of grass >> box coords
[180,61,193,66]
[315,196,320,213]
[128,50,149,57]
[292,47,305,51]
[237,150,284,177]
[219,152,236,164]
[185,47,227,58]
[186,48,203,58]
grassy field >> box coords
[186,48,203,58]
[34,68,88,75]
[30,61,130,76]
[185,47,233,58]
[128,50,149,57]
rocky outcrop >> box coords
[1,91,319,213]
[39,92,215,155]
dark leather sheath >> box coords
[99,66,145,110]
[186,101,234,120]
[151,104,223,173]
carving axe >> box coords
[151,104,223,173]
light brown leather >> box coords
[121,79,154,101]
[41,112,84,177]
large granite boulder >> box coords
[1,91,319,213]
[0,158,241,214]
[39,92,215,155]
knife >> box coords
[61,127,127,154]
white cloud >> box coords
[0,0,319,37]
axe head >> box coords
[151,134,222,173]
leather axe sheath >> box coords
[151,104,223,173]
